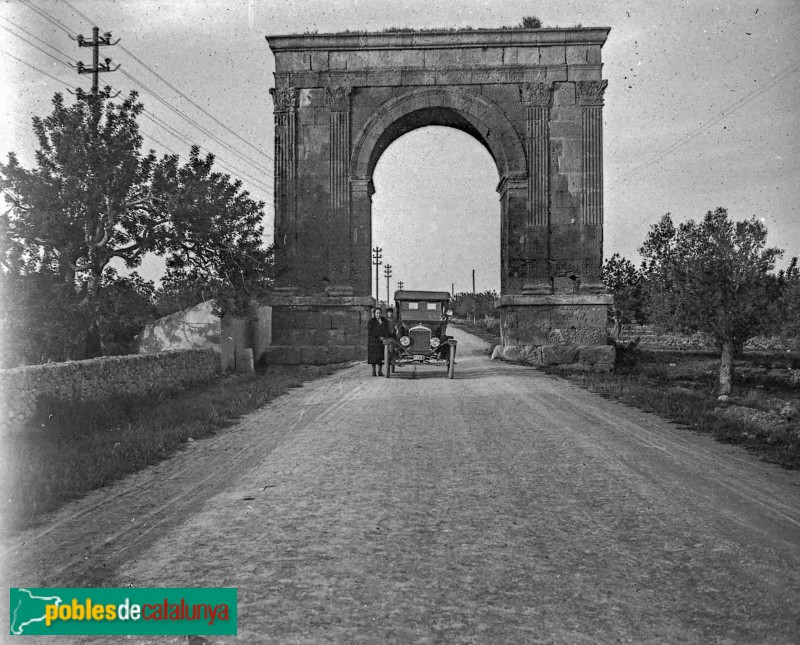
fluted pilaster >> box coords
[519,82,553,293]
[269,87,299,260]
[325,86,353,290]
[577,80,607,289]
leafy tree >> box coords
[519,16,542,29]
[771,256,800,337]
[154,274,222,318]
[0,268,88,366]
[602,253,645,341]
[154,147,275,318]
[640,208,782,395]
[95,270,157,355]
[1,88,159,356]
[1,89,272,361]
[449,291,499,319]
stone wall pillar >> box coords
[325,85,353,295]
[269,87,299,290]
[519,82,553,295]
[349,178,374,297]
[497,173,528,295]
[577,80,607,293]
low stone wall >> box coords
[0,349,221,427]
[617,326,800,353]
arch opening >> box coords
[371,126,501,301]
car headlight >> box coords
[430,337,441,348]
[399,336,411,347]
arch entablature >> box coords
[350,87,527,187]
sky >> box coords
[1,0,798,299]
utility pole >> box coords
[384,264,392,304]
[398,281,404,291]
[472,269,476,294]
[74,27,120,94]
[451,282,454,296]
[372,247,382,302]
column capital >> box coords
[576,80,608,107]
[496,172,527,196]
[350,177,375,196]
[519,82,553,108]
[324,85,353,111]
[269,87,299,113]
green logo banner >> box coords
[9,588,237,636]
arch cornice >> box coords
[350,87,527,186]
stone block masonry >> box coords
[265,27,613,368]
[0,349,221,427]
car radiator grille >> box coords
[410,328,431,350]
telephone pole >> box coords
[73,27,120,94]
[372,247,382,302]
[398,281,404,291]
[384,264,392,304]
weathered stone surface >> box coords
[265,27,610,364]
[541,344,580,365]
[490,345,541,364]
[577,345,616,365]
[547,327,607,345]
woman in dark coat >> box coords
[367,307,390,376]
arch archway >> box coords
[371,125,501,298]
[349,87,526,298]
[265,27,614,368]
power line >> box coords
[0,48,72,87]
[119,68,271,177]
[1,24,74,68]
[0,16,76,63]
[138,129,181,159]
[19,0,76,38]
[53,0,94,25]
[57,0,273,165]
[15,0,273,197]
[117,44,274,165]
[33,0,273,179]
[74,26,121,94]
[0,50,270,198]
[141,109,273,195]
[609,63,800,189]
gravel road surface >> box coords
[4,328,800,644]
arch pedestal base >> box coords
[495,294,615,370]
[259,294,374,365]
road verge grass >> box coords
[544,351,800,470]
[2,364,347,531]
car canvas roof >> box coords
[394,290,451,301]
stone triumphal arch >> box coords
[263,27,614,368]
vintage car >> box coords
[383,290,457,379]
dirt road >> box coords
[4,329,800,644]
